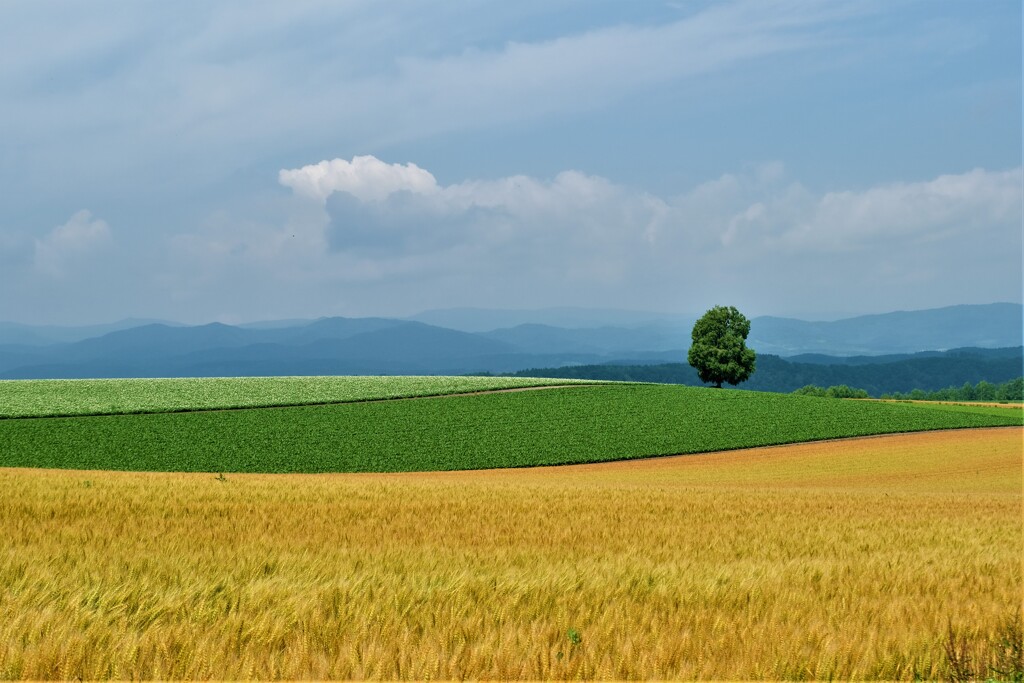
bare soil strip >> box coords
[866,398,1023,409]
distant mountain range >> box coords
[408,307,676,332]
[0,303,1020,380]
[0,318,180,346]
[747,303,1023,356]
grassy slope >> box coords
[0,375,601,418]
[1,384,1019,473]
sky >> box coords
[1,0,1021,325]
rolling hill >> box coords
[1,379,1019,473]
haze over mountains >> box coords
[0,303,1020,383]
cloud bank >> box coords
[0,2,1018,325]
[6,158,1019,324]
[157,155,1020,319]
[278,155,1021,257]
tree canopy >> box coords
[687,305,757,388]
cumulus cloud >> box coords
[653,165,1024,257]
[148,157,1024,323]
[324,191,505,257]
[34,210,112,277]
[277,156,669,284]
[278,156,439,202]
[278,158,1024,261]
[781,168,1024,250]
[265,156,1024,316]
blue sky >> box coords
[1,0,1020,324]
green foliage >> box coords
[792,384,828,397]
[826,385,869,399]
[881,377,1023,402]
[514,350,1023,397]
[686,306,757,388]
[0,384,1018,473]
[992,613,1024,683]
[0,375,601,418]
[792,385,869,398]
[1004,377,1024,400]
[944,612,1023,683]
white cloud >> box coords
[783,167,1024,250]
[0,3,1018,325]
[278,155,439,202]
[34,210,112,277]
[654,165,1024,257]
[277,158,1023,260]
[142,157,1022,322]
[278,156,667,276]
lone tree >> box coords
[687,305,756,388]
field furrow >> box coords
[0,375,603,418]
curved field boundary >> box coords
[0,375,610,419]
[1,384,1019,473]
[388,426,1024,497]
[0,382,599,420]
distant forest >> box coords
[879,377,1022,401]
[502,347,1024,397]
[792,378,1022,401]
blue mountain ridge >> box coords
[0,303,1019,382]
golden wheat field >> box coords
[0,427,1020,680]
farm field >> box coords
[0,382,1020,473]
[870,399,1024,417]
[0,375,601,418]
[0,428,1019,680]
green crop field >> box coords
[0,375,600,418]
[1,382,1019,473]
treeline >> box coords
[505,348,1022,396]
[791,385,869,399]
[746,352,1022,395]
[791,377,1022,401]
[880,377,1022,401]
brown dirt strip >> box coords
[863,398,1023,409]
